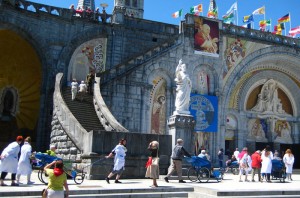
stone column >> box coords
[167,114,195,154]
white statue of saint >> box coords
[174,59,192,115]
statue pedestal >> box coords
[167,114,195,154]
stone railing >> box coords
[100,35,181,85]
[222,23,300,48]
[53,73,93,154]
[93,77,128,132]
[4,0,111,23]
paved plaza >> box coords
[0,170,300,197]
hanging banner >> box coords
[189,94,218,132]
[194,16,220,57]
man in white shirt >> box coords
[234,148,240,160]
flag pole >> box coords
[236,0,238,25]
[289,12,292,31]
[264,6,266,20]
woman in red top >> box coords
[251,150,262,182]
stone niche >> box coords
[80,131,172,179]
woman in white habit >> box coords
[0,136,23,186]
[17,137,33,184]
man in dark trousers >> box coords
[86,71,95,95]
[164,138,191,183]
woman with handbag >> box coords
[44,160,69,198]
[145,140,159,188]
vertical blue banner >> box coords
[189,94,218,132]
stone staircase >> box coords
[62,87,104,132]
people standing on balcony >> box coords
[16,137,33,185]
[105,139,127,184]
[71,79,78,101]
[164,138,191,183]
[0,136,23,186]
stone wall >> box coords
[76,131,172,179]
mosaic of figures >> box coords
[150,77,166,134]
[223,37,269,83]
[67,38,107,82]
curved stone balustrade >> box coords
[222,24,300,48]
[53,73,93,154]
[94,77,129,132]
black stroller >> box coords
[271,159,286,182]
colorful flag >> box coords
[207,0,218,19]
[252,6,265,15]
[172,9,183,18]
[259,19,271,28]
[278,13,290,23]
[273,23,284,35]
[289,26,300,37]
[223,10,234,24]
[190,4,203,16]
[243,14,254,23]
[226,2,237,14]
[241,23,251,29]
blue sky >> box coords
[28,0,300,33]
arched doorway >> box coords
[0,29,42,150]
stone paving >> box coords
[0,170,300,197]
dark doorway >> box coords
[255,142,273,151]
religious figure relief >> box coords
[174,59,192,115]
[274,121,293,144]
[251,79,286,115]
[225,39,246,70]
[151,95,166,134]
[247,119,268,142]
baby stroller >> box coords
[185,156,223,183]
[271,159,286,182]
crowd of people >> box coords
[0,135,296,196]
[223,146,295,182]
[69,4,111,23]
[0,136,69,197]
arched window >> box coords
[0,87,18,120]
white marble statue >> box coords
[174,59,192,115]
[251,79,285,114]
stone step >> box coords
[189,192,300,198]
[0,187,192,198]
[62,87,104,132]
